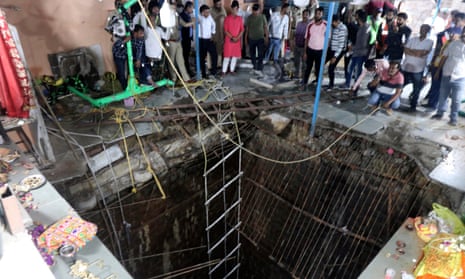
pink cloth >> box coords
[305,21,327,50]
[366,0,395,15]
[223,15,243,58]
[0,10,31,118]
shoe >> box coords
[256,70,264,78]
[229,71,236,75]
[405,107,417,113]
[361,106,376,114]
[431,114,443,120]
[448,120,458,126]
[424,107,436,113]
[384,108,393,116]
[420,98,429,106]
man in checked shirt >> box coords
[132,24,154,86]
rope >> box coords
[114,106,167,198]
[115,108,138,193]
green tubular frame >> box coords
[68,0,173,108]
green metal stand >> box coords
[68,0,173,108]
[68,78,173,107]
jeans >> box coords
[136,61,152,85]
[114,57,127,89]
[436,76,465,122]
[345,55,367,88]
[264,38,282,63]
[248,38,265,71]
[368,90,401,109]
[402,71,424,109]
[426,67,442,109]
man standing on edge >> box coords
[293,9,310,80]
[345,9,370,90]
[431,27,465,127]
[211,0,226,70]
[300,7,327,90]
[264,3,290,64]
[401,24,433,112]
[198,4,218,79]
[245,4,269,78]
[327,14,348,90]
[180,1,195,77]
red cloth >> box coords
[223,15,243,58]
[366,0,396,15]
[0,9,31,118]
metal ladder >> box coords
[203,99,242,278]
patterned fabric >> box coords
[0,9,31,118]
[330,22,348,58]
[112,38,127,60]
[37,216,98,253]
[132,38,145,62]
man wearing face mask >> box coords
[431,27,465,127]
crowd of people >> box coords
[109,0,465,127]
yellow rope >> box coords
[124,110,167,199]
[115,108,138,193]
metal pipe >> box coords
[195,0,201,80]
[310,2,335,137]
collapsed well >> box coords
[79,119,452,279]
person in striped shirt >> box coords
[366,60,404,115]
[326,15,348,89]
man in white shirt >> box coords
[198,4,218,78]
[401,24,433,112]
[264,3,289,64]
[431,26,465,126]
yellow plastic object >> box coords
[415,217,438,243]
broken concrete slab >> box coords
[149,150,168,175]
[430,149,465,191]
[258,113,291,134]
[192,126,222,149]
[88,145,124,173]
[250,78,273,89]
